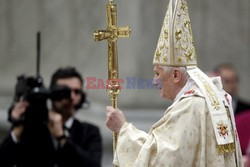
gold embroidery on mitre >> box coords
[181,0,188,13]
[185,47,195,62]
[174,0,197,66]
[153,0,197,66]
[155,50,161,62]
[175,29,182,41]
[164,30,169,40]
[177,56,183,63]
[163,56,168,62]
[160,44,164,50]
[153,5,170,65]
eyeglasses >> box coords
[70,89,82,95]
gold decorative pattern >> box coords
[93,1,131,162]
[163,56,168,62]
[164,30,169,40]
[193,71,221,110]
[174,0,196,66]
[216,106,236,155]
[217,143,235,155]
[216,106,235,155]
[108,42,113,71]
[185,48,195,62]
[177,56,183,63]
[217,120,228,139]
[153,0,197,67]
[175,30,182,41]
[155,50,161,62]
[181,1,187,13]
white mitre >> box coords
[153,0,197,66]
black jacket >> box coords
[235,99,250,115]
[0,119,102,167]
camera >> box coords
[7,32,73,127]
[8,75,71,127]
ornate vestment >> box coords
[114,78,243,167]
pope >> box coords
[105,0,244,166]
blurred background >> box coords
[0,0,250,166]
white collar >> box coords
[64,117,74,129]
[174,78,195,101]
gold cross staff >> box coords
[93,0,131,165]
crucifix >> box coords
[93,0,131,164]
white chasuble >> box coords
[114,83,243,167]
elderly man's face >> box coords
[153,65,174,100]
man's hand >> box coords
[10,101,28,140]
[11,101,28,121]
[48,111,64,138]
[106,106,127,133]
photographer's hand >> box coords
[10,101,28,142]
[48,111,64,138]
[48,111,68,146]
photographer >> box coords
[0,67,102,167]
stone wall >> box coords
[0,0,249,108]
